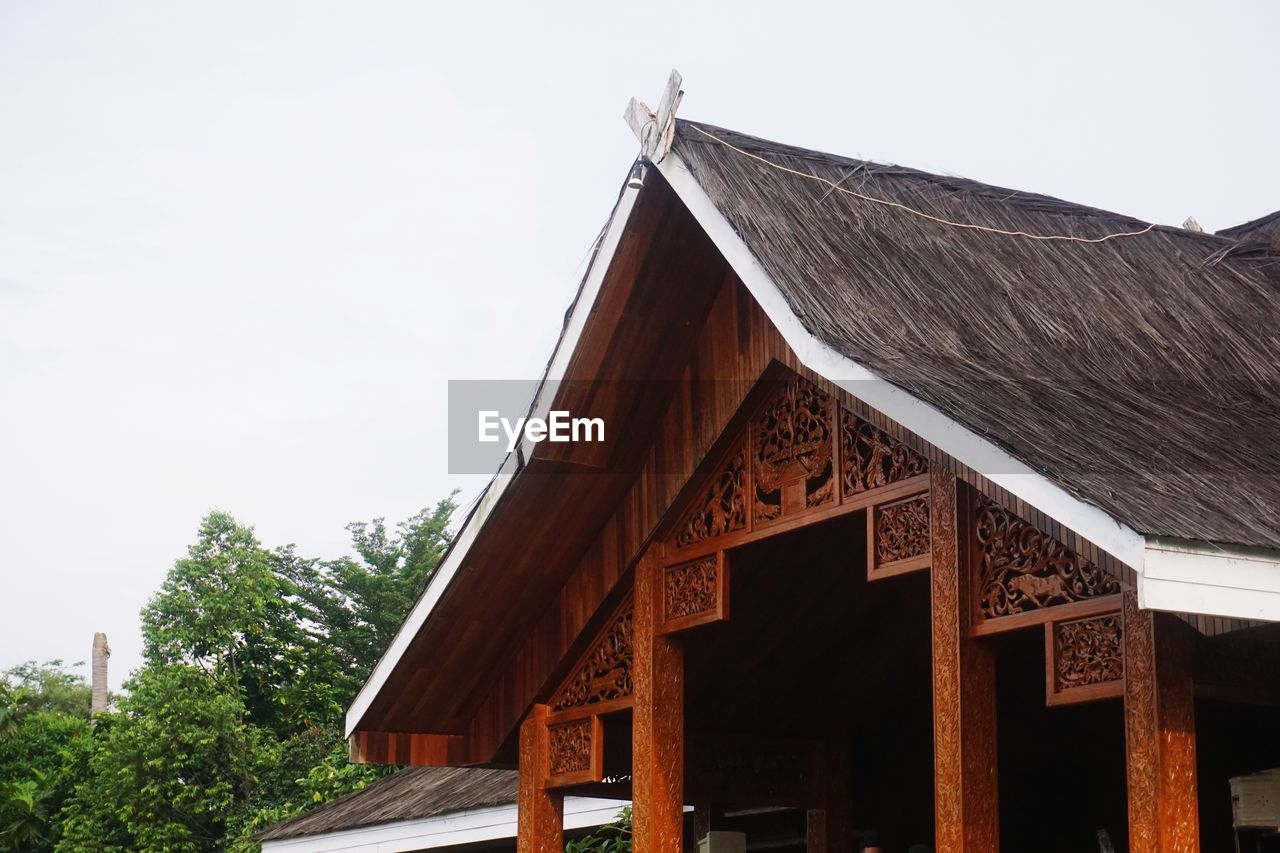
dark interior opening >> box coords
[993,629,1128,853]
[682,512,934,850]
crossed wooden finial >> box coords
[624,69,684,164]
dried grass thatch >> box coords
[675,121,1280,549]
[256,766,517,841]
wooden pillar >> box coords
[633,547,685,851]
[1123,591,1199,853]
[807,729,854,853]
[517,704,563,853]
[930,472,999,852]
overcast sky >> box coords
[2,1,1277,690]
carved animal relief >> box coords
[675,443,747,548]
[842,409,927,498]
[552,594,634,711]
[753,377,834,523]
[974,495,1119,623]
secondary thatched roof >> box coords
[674,120,1280,550]
[257,766,516,841]
[1219,209,1280,248]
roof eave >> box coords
[344,172,647,739]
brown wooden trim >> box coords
[517,704,563,852]
[544,714,605,788]
[673,474,931,561]
[545,696,633,726]
[660,550,730,634]
[347,731,467,766]
[970,593,1125,637]
[1044,612,1124,707]
[867,487,932,581]
[632,546,685,851]
[1123,592,1199,853]
[931,474,999,851]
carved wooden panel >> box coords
[518,705,563,851]
[841,408,928,497]
[675,442,748,548]
[974,494,1120,631]
[632,549,685,852]
[551,593,634,712]
[931,474,1000,851]
[660,551,728,633]
[752,377,835,524]
[868,491,931,580]
[545,715,604,788]
[1123,592,1199,853]
[1046,612,1124,706]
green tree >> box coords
[141,512,304,734]
[56,665,255,852]
[566,807,632,852]
[44,497,459,852]
[0,662,95,852]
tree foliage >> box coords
[2,494,459,853]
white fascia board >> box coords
[345,180,644,738]
[1140,538,1280,622]
[260,797,629,853]
[653,149,1147,571]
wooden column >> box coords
[633,547,685,850]
[807,729,854,853]
[517,704,563,853]
[1123,591,1199,853]
[930,472,999,852]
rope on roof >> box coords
[687,124,1159,245]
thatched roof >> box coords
[674,120,1280,550]
[1218,209,1280,248]
[256,766,516,841]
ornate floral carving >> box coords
[1054,614,1123,692]
[874,495,931,566]
[548,718,593,777]
[675,444,747,548]
[753,377,834,523]
[975,495,1120,620]
[841,409,927,497]
[663,555,720,622]
[552,595,633,711]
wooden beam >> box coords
[1123,592,1199,853]
[633,546,685,850]
[347,731,467,766]
[930,472,999,851]
[517,704,563,853]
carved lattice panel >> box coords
[1046,612,1124,706]
[545,714,604,788]
[752,377,835,525]
[841,408,928,498]
[867,491,931,580]
[551,593,634,712]
[660,551,729,634]
[674,442,747,549]
[974,494,1120,631]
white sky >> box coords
[2,1,1277,690]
